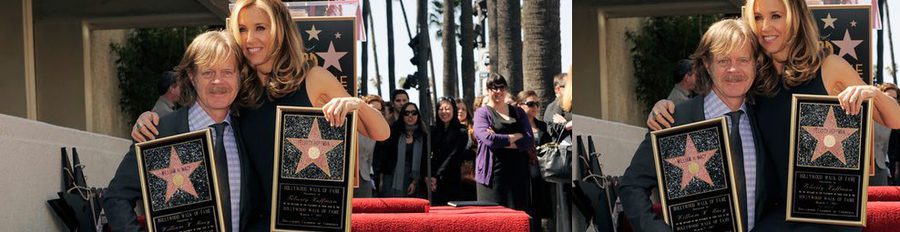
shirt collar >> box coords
[188,102,231,131]
[703,91,747,119]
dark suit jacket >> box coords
[617,96,774,231]
[102,107,262,231]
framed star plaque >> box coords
[294,16,357,97]
[272,106,357,232]
[811,5,872,84]
[787,94,872,227]
[134,129,226,232]
[651,118,743,232]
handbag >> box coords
[538,123,571,183]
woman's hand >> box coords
[322,97,362,127]
[838,85,878,115]
[646,100,675,131]
[508,133,523,143]
[428,177,437,192]
[407,181,418,195]
[131,111,160,142]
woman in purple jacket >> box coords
[473,73,537,213]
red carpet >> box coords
[352,198,431,213]
[352,206,529,232]
[865,201,900,232]
[868,186,900,202]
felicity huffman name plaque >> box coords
[652,118,743,232]
[135,129,226,232]
[271,106,357,232]
[786,94,872,227]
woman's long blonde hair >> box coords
[561,66,573,112]
[743,0,829,95]
[229,0,316,107]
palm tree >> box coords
[460,0,475,107]
[523,0,561,111]
[487,0,497,73]
[442,0,459,97]
[386,0,397,92]
[495,0,522,93]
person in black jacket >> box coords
[516,90,554,229]
[428,96,469,205]
[376,102,430,198]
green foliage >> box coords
[627,15,722,114]
[111,27,206,124]
[429,0,461,38]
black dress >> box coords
[430,122,468,205]
[755,70,860,231]
[477,105,532,213]
[530,119,554,220]
[238,81,312,222]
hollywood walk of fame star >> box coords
[821,13,837,30]
[306,25,322,41]
[316,41,348,72]
[665,135,718,189]
[832,30,863,60]
[288,119,343,176]
[850,20,858,27]
[150,147,203,203]
[802,106,858,165]
[335,32,342,39]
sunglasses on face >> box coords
[403,110,419,116]
[523,101,539,108]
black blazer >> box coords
[102,107,262,231]
[617,96,774,231]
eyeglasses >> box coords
[403,110,419,116]
[523,101,539,108]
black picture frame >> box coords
[135,129,226,232]
[271,106,357,232]
[786,94,872,227]
[651,118,743,232]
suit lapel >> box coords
[673,96,706,126]
[158,108,191,137]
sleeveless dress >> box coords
[239,81,312,218]
[755,70,861,231]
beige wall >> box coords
[0,0,28,118]
[602,17,645,127]
[29,18,131,138]
[89,29,132,138]
[0,113,131,231]
[572,7,602,119]
[34,19,87,130]
[572,6,646,127]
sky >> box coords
[358,0,573,103]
